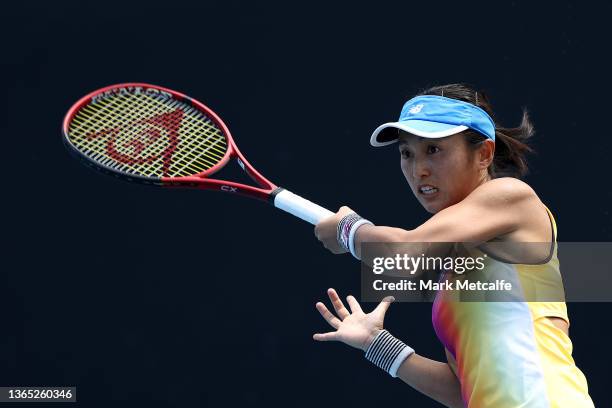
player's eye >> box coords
[427,145,440,154]
[400,149,411,159]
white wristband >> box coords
[365,330,414,378]
[348,219,374,260]
[388,346,415,377]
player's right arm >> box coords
[313,288,463,408]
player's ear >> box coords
[478,139,495,168]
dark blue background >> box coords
[4,1,611,406]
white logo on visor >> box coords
[409,104,424,114]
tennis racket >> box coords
[62,83,334,225]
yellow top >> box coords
[431,208,594,407]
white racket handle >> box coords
[273,189,334,225]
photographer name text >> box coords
[373,279,512,291]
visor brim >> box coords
[370,120,469,147]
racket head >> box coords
[62,83,235,185]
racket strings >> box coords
[70,96,218,176]
[67,92,228,178]
[71,93,225,175]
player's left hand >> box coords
[313,288,395,351]
[314,206,355,254]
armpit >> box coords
[445,349,458,378]
[546,316,569,336]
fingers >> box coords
[313,209,339,240]
[313,332,338,342]
[327,288,350,319]
[346,295,363,314]
[313,208,353,254]
[316,302,341,329]
[373,295,395,316]
[339,206,354,215]
[313,222,324,240]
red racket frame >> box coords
[62,83,278,202]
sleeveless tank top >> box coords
[431,208,594,407]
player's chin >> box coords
[422,204,440,214]
[418,197,445,214]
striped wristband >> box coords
[365,330,414,377]
[337,212,373,260]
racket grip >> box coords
[273,189,334,225]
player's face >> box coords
[398,131,486,213]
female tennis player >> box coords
[313,84,595,408]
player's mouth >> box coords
[418,184,439,196]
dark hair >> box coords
[417,83,534,179]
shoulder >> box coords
[467,177,539,208]
[465,178,550,242]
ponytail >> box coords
[492,110,534,178]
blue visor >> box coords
[370,95,496,146]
